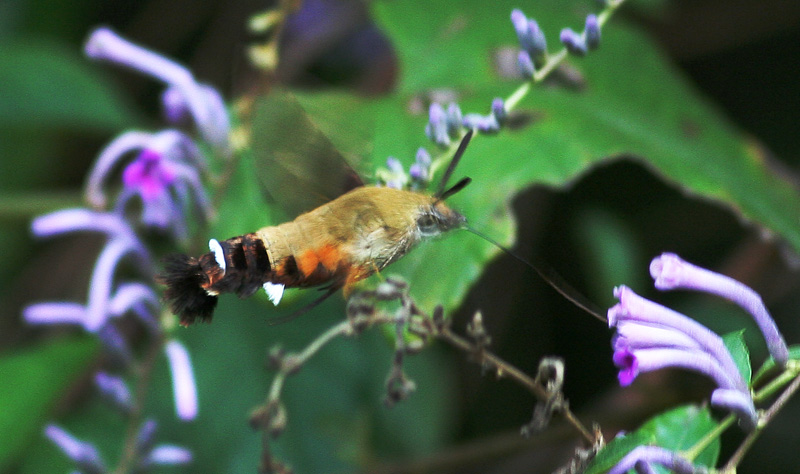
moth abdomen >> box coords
[159,232,272,325]
[158,253,219,325]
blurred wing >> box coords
[249,89,365,218]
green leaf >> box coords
[0,337,98,471]
[722,330,751,386]
[586,404,720,473]
[0,38,139,130]
[251,0,800,314]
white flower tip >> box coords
[84,27,118,58]
[263,282,285,305]
[650,252,682,288]
[208,239,226,274]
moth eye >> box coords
[417,214,438,235]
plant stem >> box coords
[721,370,800,472]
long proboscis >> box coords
[463,226,607,323]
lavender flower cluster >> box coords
[382,6,606,189]
[606,253,790,472]
[24,27,232,471]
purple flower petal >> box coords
[560,28,587,56]
[711,388,758,431]
[94,372,132,413]
[610,285,745,391]
[85,28,230,151]
[612,346,638,386]
[32,209,135,242]
[650,252,788,366]
[86,131,160,208]
[628,346,741,391]
[146,445,193,465]
[608,446,696,474]
[24,302,87,326]
[517,50,535,79]
[615,322,702,352]
[165,340,198,421]
[585,14,601,50]
[45,424,106,471]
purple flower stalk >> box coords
[610,285,757,430]
[650,252,788,366]
[165,340,198,421]
[608,446,697,474]
[45,424,107,473]
[24,210,154,333]
[85,27,230,153]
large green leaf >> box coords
[586,404,719,473]
[0,38,138,130]
[246,0,800,314]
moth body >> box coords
[159,186,465,325]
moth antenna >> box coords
[438,177,472,202]
[463,226,607,323]
[436,130,474,198]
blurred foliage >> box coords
[2,0,800,473]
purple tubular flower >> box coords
[610,285,757,429]
[712,388,758,431]
[386,157,403,174]
[415,147,431,167]
[510,9,547,63]
[560,28,587,56]
[608,446,697,474]
[108,282,161,333]
[517,50,535,79]
[445,102,463,137]
[585,14,601,50]
[383,157,407,189]
[491,98,507,125]
[165,340,198,421]
[85,28,230,152]
[650,252,789,366]
[144,445,193,466]
[425,102,451,147]
[85,130,210,237]
[409,148,431,183]
[45,424,107,474]
[609,286,746,391]
[94,372,132,413]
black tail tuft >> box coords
[157,254,218,325]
